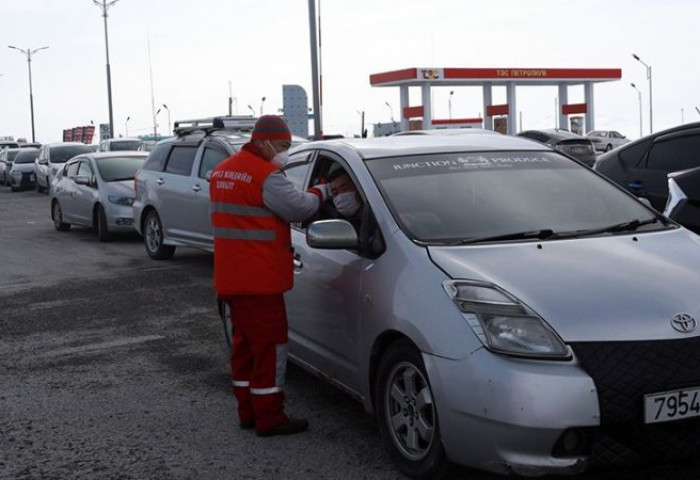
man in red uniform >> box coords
[210,115,327,436]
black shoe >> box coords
[256,417,309,437]
[239,419,255,430]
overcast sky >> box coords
[1,0,697,143]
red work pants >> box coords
[225,294,288,432]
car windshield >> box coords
[5,149,20,162]
[51,145,93,163]
[367,151,662,244]
[96,155,148,181]
[109,140,143,151]
[14,150,39,164]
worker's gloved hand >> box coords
[308,183,330,202]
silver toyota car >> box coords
[221,134,700,478]
[50,151,148,241]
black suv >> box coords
[594,122,700,211]
[133,116,306,260]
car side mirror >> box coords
[74,175,91,186]
[306,219,358,249]
[205,170,212,182]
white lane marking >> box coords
[43,335,165,358]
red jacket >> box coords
[210,147,293,296]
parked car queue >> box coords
[6,119,700,477]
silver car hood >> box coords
[428,229,700,342]
[104,179,135,196]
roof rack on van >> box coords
[173,116,257,136]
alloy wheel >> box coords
[384,360,436,461]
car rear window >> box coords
[96,155,148,181]
[50,145,93,164]
[109,140,143,151]
[13,150,39,164]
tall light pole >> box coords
[260,96,266,116]
[161,104,171,135]
[630,83,643,138]
[125,115,130,137]
[632,53,652,134]
[448,90,454,119]
[385,101,394,123]
[93,0,120,140]
[247,105,256,116]
[8,45,48,143]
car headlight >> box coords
[443,280,570,359]
[108,195,135,206]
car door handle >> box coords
[192,184,202,192]
[628,181,644,190]
[156,178,165,185]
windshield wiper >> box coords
[452,229,555,246]
[571,217,662,237]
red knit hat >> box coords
[251,115,292,141]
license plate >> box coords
[644,387,700,424]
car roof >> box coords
[602,121,700,157]
[44,142,95,148]
[80,151,149,160]
[296,133,547,160]
[393,128,501,136]
[104,138,143,143]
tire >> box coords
[95,205,112,242]
[52,201,71,231]
[375,340,450,480]
[604,144,613,152]
[143,210,175,260]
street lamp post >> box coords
[8,45,48,143]
[630,83,643,139]
[632,53,652,134]
[161,104,171,135]
[93,0,121,140]
[260,97,266,116]
[448,90,454,119]
[125,116,130,137]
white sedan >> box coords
[50,151,147,241]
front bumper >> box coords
[425,348,598,476]
[10,171,36,189]
[105,203,137,233]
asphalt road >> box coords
[1,186,699,480]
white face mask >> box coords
[333,192,360,217]
[267,141,289,168]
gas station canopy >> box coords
[370,67,622,134]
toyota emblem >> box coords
[671,313,697,333]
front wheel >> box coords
[375,340,450,480]
[143,210,175,260]
[95,205,112,242]
[604,144,613,152]
[52,201,71,231]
